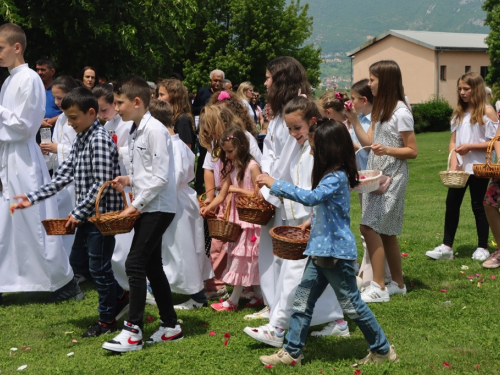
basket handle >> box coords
[198,187,217,204]
[95,180,128,219]
[485,136,500,164]
[446,148,458,172]
[355,145,372,155]
[223,192,234,222]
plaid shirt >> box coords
[27,120,123,222]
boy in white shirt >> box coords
[103,76,181,353]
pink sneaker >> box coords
[483,250,500,268]
[211,299,238,312]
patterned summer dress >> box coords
[361,101,413,235]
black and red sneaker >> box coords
[102,321,143,352]
[82,320,117,338]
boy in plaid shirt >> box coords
[14,88,130,337]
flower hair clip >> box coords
[218,91,230,101]
[335,92,343,101]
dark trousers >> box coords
[70,223,123,323]
[125,212,176,329]
[443,175,489,248]
[195,145,207,195]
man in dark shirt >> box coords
[192,69,224,194]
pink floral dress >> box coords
[222,160,261,287]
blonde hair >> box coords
[452,72,488,126]
[199,105,246,157]
[237,81,253,103]
[318,91,349,113]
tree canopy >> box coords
[0,0,321,92]
[483,0,500,86]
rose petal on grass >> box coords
[17,365,27,371]
[491,275,496,280]
[67,352,74,357]
[460,271,465,274]
[265,365,273,369]
[202,323,207,327]
[290,361,296,366]
[476,365,480,369]
[24,347,30,351]
[224,333,231,338]
[20,345,25,349]
[72,339,77,343]
[440,289,447,293]
[318,370,323,374]
[477,282,482,287]
[354,370,362,375]
[401,253,408,258]
[430,365,434,369]
[209,331,216,336]
[443,361,451,368]
[224,339,228,346]
[468,276,474,279]
[475,273,481,277]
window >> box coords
[465,66,471,73]
[480,66,489,79]
[440,66,447,81]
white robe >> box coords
[0,64,73,292]
[107,115,135,289]
[259,115,300,306]
[46,113,77,257]
[269,141,343,329]
[161,134,213,294]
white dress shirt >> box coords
[129,112,176,213]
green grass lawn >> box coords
[2,131,500,374]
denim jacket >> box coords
[269,170,357,260]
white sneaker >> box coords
[174,298,207,310]
[426,244,454,260]
[385,280,407,296]
[244,306,270,321]
[145,324,183,344]
[360,281,390,303]
[472,247,490,261]
[243,324,284,347]
[102,321,143,352]
[311,321,350,337]
[145,291,156,306]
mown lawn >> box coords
[1,131,499,374]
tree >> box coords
[483,0,500,86]
[0,0,196,80]
[181,0,321,93]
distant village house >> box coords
[347,30,489,105]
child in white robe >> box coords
[1,23,77,302]
[40,76,79,257]
[244,97,347,346]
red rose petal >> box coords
[202,323,207,327]
[476,365,480,369]
[266,365,273,369]
[224,339,228,346]
[401,253,409,258]
[354,370,362,375]
[491,275,496,279]
[209,331,216,336]
[251,235,257,242]
[224,333,231,338]
[440,289,447,293]
[443,361,451,368]
[291,361,296,366]
[318,370,322,374]
[146,316,153,322]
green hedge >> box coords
[412,96,453,133]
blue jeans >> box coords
[69,222,123,323]
[284,258,390,358]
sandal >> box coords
[211,299,238,312]
[245,297,264,307]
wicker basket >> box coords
[439,148,470,188]
[207,193,242,242]
[42,218,75,235]
[353,146,383,194]
[270,226,310,260]
[473,136,500,179]
[198,188,217,218]
[236,185,275,225]
[88,181,140,236]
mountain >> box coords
[305,0,489,54]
